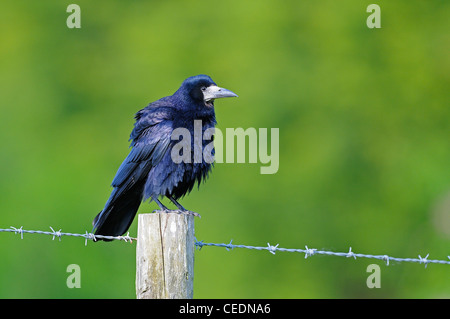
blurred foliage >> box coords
[0,0,449,298]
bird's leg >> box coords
[168,196,186,210]
[152,198,169,213]
[152,197,200,218]
[168,196,201,218]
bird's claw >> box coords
[152,209,201,218]
[176,210,201,218]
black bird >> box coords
[92,75,237,239]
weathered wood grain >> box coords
[136,212,195,299]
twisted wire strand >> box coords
[194,239,450,267]
[0,226,135,245]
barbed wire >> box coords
[0,226,135,245]
[1,226,449,267]
[194,239,450,268]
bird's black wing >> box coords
[112,116,172,187]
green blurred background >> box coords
[0,0,449,298]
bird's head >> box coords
[177,74,238,108]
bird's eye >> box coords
[201,86,207,92]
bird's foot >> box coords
[175,209,201,218]
[152,209,201,218]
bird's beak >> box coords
[203,85,238,102]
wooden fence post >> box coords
[135,212,195,299]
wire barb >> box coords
[84,231,96,246]
[346,247,357,259]
[304,246,316,259]
[267,243,279,255]
[10,226,24,239]
[194,237,204,250]
[120,232,133,243]
[50,227,62,241]
[418,254,430,268]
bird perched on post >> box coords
[92,75,237,240]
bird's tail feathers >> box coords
[92,181,144,241]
